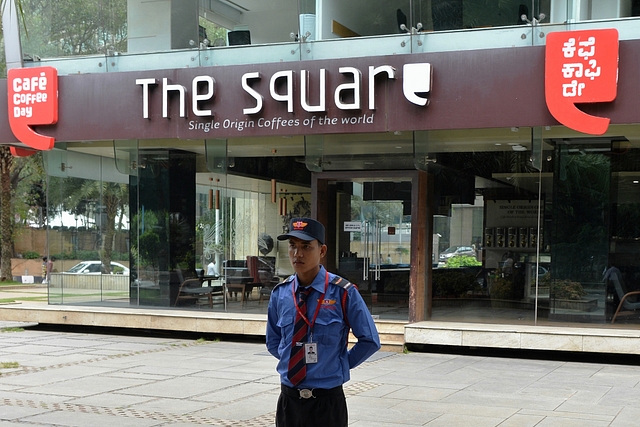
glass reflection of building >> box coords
[6,0,640,330]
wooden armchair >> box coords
[174,277,223,308]
[246,255,266,301]
[609,270,640,323]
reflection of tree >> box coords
[131,211,166,270]
[350,197,403,226]
[198,16,228,46]
[197,206,232,261]
[20,0,127,57]
[614,204,640,239]
[48,177,128,272]
[463,0,532,28]
[552,152,610,281]
[130,210,166,270]
[170,212,194,271]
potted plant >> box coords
[539,273,594,312]
[488,267,515,307]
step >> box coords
[349,320,407,353]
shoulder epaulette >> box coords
[329,275,354,330]
[272,275,295,290]
[330,275,356,291]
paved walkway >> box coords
[1,321,640,426]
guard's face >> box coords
[287,237,326,277]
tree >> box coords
[0,147,13,279]
[50,177,128,272]
[0,140,44,280]
[19,0,127,57]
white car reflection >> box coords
[65,261,130,275]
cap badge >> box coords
[292,221,308,230]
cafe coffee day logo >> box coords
[545,29,619,135]
[7,66,58,156]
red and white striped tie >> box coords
[287,287,311,386]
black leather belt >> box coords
[281,384,343,399]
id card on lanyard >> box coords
[292,271,329,364]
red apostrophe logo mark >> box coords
[545,29,618,135]
[7,67,58,153]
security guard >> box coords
[266,217,381,427]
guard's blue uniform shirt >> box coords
[266,265,381,389]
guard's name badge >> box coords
[304,343,318,364]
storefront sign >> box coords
[136,62,433,135]
[486,200,539,227]
[2,37,640,146]
[545,28,619,135]
[344,221,362,232]
[6,67,58,155]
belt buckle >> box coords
[298,389,314,399]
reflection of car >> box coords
[537,266,549,279]
[439,246,476,262]
[66,261,130,275]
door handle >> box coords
[362,221,369,281]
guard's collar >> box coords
[295,265,327,294]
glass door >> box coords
[314,172,419,321]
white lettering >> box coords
[162,78,187,118]
[39,73,47,90]
[192,76,216,117]
[188,119,218,132]
[15,75,48,92]
[12,91,49,106]
[368,65,396,109]
[136,78,158,119]
[242,72,263,115]
[137,62,429,121]
[13,106,33,118]
[334,67,361,110]
[270,70,294,113]
[301,69,326,113]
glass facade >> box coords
[17,0,640,74]
[6,0,640,329]
[421,125,640,325]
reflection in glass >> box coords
[44,150,130,304]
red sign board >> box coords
[545,29,619,135]
[7,67,58,155]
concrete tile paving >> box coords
[1,321,638,426]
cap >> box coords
[277,217,325,245]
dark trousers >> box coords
[276,385,348,427]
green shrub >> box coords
[51,252,76,260]
[489,276,513,300]
[434,271,478,297]
[22,251,41,259]
[446,255,481,268]
[550,279,586,300]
